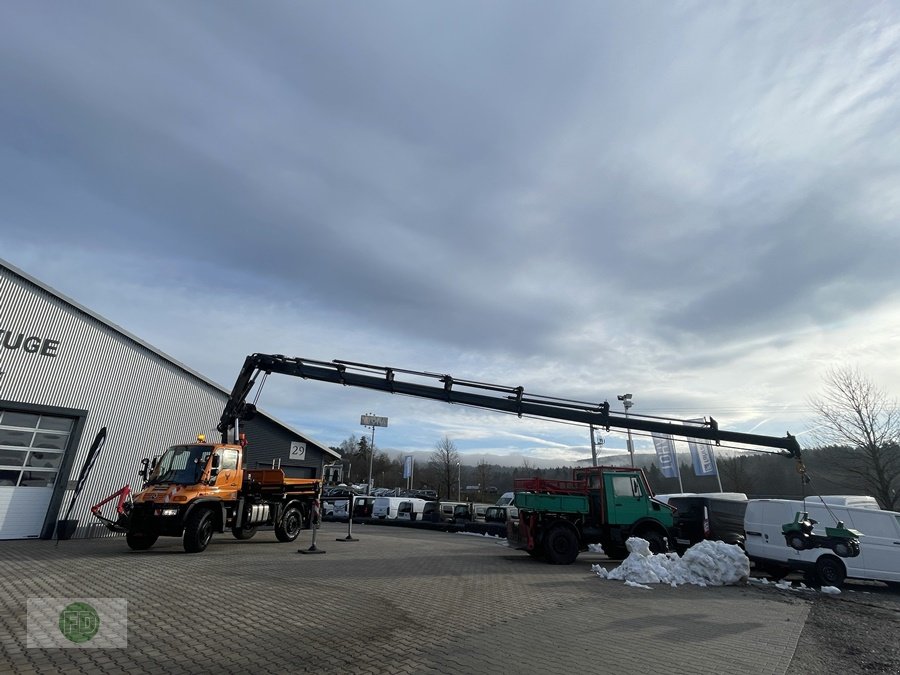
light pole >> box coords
[617,393,634,466]
[360,413,388,496]
[457,462,461,501]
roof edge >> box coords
[1,257,337,457]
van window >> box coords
[848,510,895,537]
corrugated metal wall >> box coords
[242,417,320,478]
[0,263,334,539]
[0,266,226,537]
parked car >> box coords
[420,501,441,523]
[484,506,514,524]
[437,501,471,522]
[372,497,406,520]
[669,495,748,553]
[744,497,900,588]
[353,496,377,518]
[397,498,430,521]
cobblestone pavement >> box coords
[0,523,810,674]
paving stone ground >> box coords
[0,523,809,674]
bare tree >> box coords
[429,436,460,500]
[809,366,900,510]
[717,455,756,495]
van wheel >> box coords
[545,526,579,565]
[815,556,846,588]
[275,505,304,542]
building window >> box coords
[0,410,74,487]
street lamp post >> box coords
[457,462,461,501]
[618,393,634,466]
[360,413,388,496]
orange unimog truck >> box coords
[123,434,320,553]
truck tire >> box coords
[275,504,304,543]
[526,543,546,561]
[126,531,158,551]
[545,526,579,565]
[184,508,215,553]
[638,530,668,555]
[815,555,846,588]
[604,543,628,560]
[232,525,258,540]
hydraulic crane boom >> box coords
[218,353,803,461]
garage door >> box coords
[0,409,73,539]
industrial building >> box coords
[0,258,339,540]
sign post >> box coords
[360,414,388,496]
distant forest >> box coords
[330,438,896,507]
[447,445,892,504]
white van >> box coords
[744,498,900,588]
[371,497,406,520]
[818,495,881,510]
[397,498,430,521]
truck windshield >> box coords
[150,445,211,485]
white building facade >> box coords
[0,258,337,540]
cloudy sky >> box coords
[2,2,899,466]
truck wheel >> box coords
[231,526,257,540]
[786,533,807,551]
[604,544,628,560]
[126,532,158,551]
[545,526,579,565]
[526,544,546,561]
[815,556,846,588]
[275,505,304,542]
[639,530,668,555]
[184,508,215,553]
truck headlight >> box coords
[161,508,178,517]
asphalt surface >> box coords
[0,523,813,674]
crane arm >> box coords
[217,353,802,459]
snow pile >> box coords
[592,537,750,587]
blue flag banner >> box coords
[651,433,678,479]
[688,440,717,476]
[403,455,413,479]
